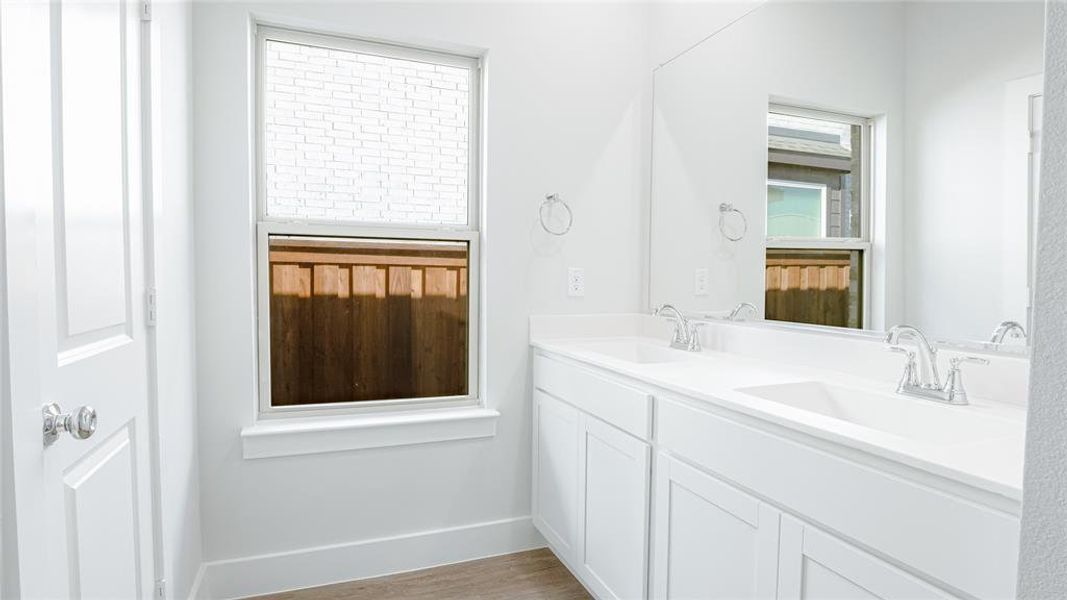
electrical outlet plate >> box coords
[567,267,585,297]
[694,268,709,296]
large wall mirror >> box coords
[649,1,1045,352]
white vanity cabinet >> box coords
[532,354,653,600]
[652,453,779,599]
[532,349,1020,600]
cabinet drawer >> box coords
[534,353,653,440]
[658,397,1019,599]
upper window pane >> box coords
[767,111,863,238]
[262,37,472,226]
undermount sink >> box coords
[571,340,691,364]
[736,381,1017,446]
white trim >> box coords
[194,516,543,599]
[769,102,872,127]
[765,239,871,251]
[187,564,209,600]
[240,406,499,459]
[259,25,480,70]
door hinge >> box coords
[140,0,152,21]
[154,579,166,599]
[145,287,158,327]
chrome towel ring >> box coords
[718,203,747,242]
[540,193,573,236]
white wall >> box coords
[649,2,905,326]
[645,1,762,69]
[192,2,647,595]
[1018,1,1067,595]
[149,2,204,598]
[902,2,1045,342]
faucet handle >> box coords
[686,321,707,352]
[944,356,989,405]
[886,345,918,390]
[886,345,916,362]
[950,355,990,369]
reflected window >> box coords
[766,106,871,329]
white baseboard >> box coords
[187,563,208,600]
[191,516,545,599]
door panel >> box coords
[579,416,650,600]
[653,454,779,600]
[1,0,155,597]
[64,427,141,599]
[533,391,580,560]
[57,0,131,343]
[777,517,954,600]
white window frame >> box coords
[766,103,874,327]
[253,25,483,419]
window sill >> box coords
[240,407,500,459]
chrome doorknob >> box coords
[43,403,97,446]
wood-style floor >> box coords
[251,548,592,600]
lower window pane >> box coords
[765,249,863,329]
[268,235,470,406]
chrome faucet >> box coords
[884,325,940,388]
[654,304,704,352]
[728,302,758,321]
[989,320,1027,344]
[884,324,988,405]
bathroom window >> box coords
[766,105,871,329]
[255,27,481,415]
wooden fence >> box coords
[765,250,860,328]
[269,238,469,406]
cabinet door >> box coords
[652,453,780,600]
[777,517,956,600]
[579,415,652,600]
[533,390,581,562]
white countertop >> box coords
[532,335,1027,503]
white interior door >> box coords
[1,1,155,598]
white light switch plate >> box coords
[694,268,710,296]
[567,267,585,297]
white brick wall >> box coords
[262,39,471,225]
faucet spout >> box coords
[654,304,705,351]
[989,320,1027,344]
[728,302,758,322]
[884,325,940,388]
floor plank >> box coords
[251,548,592,600]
